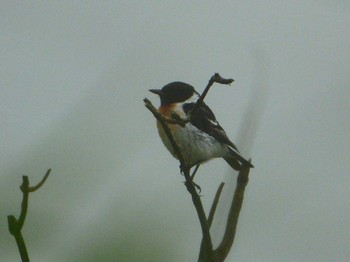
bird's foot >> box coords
[184,179,202,194]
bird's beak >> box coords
[149,89,163,96]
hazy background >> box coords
[1,1,349,261]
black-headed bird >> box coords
[150,82,253,171]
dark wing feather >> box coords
[183,102,239,152]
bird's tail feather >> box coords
[224,148,254,171]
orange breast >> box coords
[158,104,175,117]
[156,104,181,146]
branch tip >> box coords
[8,169,51,262]
[212,73,235,85]
[28,168,51,192]
[207,182,225,228]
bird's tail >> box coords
[224,148,254,171]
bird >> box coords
[149,81,253,171]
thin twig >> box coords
[208,182,225,228]
[190,73,234,117]
[7,169,52,262]
[27,168,51,192]
[198,182,225,261]
[213,166,250,261]
[18,176,29,230]
[7,215,29,262]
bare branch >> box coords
[18,176,29,231]
[211,73,235,85]
[214,166,251,261]
[7,169,52,262]
[190,73,234,117]
[27,168,51,192]
[198,182,225,261]
[208,182,225,228]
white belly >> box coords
[157,122,229,167]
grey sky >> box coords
[1,2,349,261]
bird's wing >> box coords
[183,102,239,152]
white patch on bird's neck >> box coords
[183,92,200,104]
[170,92,199,121]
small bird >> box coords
[150,81,253,171]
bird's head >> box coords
[149,82,199,106]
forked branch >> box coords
[7,169,52,262]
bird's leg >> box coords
[180,164,202,193]
[192,182,202,194]
[184,179,202,194]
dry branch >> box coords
[7,169,52,262]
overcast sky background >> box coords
[1,1,349,261]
